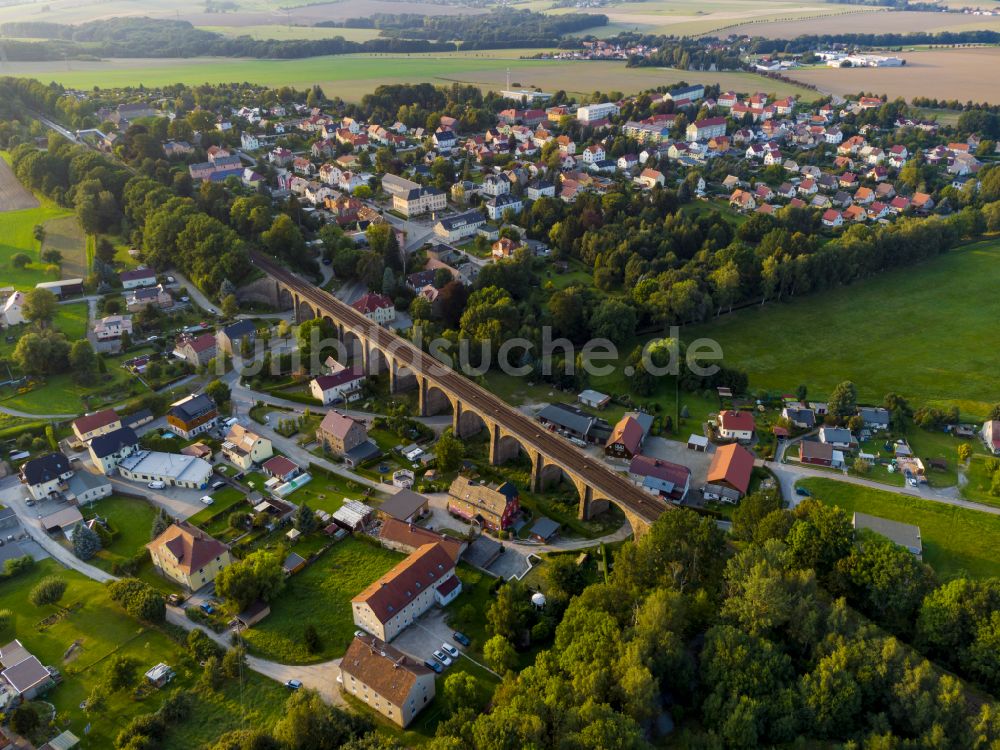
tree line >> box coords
[0,18,455,62]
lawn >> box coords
[41,215,88,279]
[0,559,286,749]
[289,464,381,514]
[81,495,182,594]
[241,537,404,664]
[687,239,1000,420]
[962,454,1000,508]
[799,477,1000,580]
[0,342,153,416]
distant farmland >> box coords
[0,53,817,101]
[732,8,1000,38]
[785,47,1000,104]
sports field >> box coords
[687,239,1000,420]
[785,47,1000,104]
[1,52,817,101]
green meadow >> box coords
[688,239,1000,419]
[2,53,816,102]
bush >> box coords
[29,575,67,607]
[107,578,166,623]
[304,623,322,654]
[115,713,166,749]
[1,555,32,579]
[187,628,223,661]
[0,608,12,634]
[10,704,39,736]
[158,689,194,723]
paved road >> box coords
[0,475,344,703]
[766,457,1000,515]
[170,270,220,316]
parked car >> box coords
[200,496,214,505]
[452,632,471,647]
[354,631,367,639]
[424,659,443,674]
[442,643,459,659]
[25,499,35,507]
[199,602,215,614]
[148,481,166,490]
[211,481,226,490]
[795,487,811,497]
[285,679,302,690]
[432,650,452,667]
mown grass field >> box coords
[0,559,287,749]
[688,239,1000,419]
[2,52,817,102]
[82,495,184,594]
[0,198,76,290]
[241,537,404,664]
[799,477,1000,581]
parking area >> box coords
[639,436,716,489]
[390,608,494,675]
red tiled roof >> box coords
[352,543,455,624]
[262,455,297,478]
[719,410,755,432]
[607,416,644,454]
[351,293,393,315]
[73,408,119,435]
[707,443,754,494]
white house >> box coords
[94,314,133,341]
[20,453,74,500]
[310,367,366,405]
[2,291,25,327]
[581,144,605,164]
[351,293,396,325]
[485,194,522,220]
[717,410,755,443]
[576,102,619,123]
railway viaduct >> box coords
[251,251,671,535]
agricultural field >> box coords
[546,0,880,38]
[799,477,1000,581]
[0,0,487,28]
[0,558,287,749]
[40,214,88,279]
[197,24,384,42]
[0,155,39,212]
[686,239,1000,420]
[785,47,1000,104]
[734,8,1000,38]
[240,537,404,664]
[1,52,817,102]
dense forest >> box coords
[324,10,605,48]
[745,29,1000,54]
[425,497,1000,749]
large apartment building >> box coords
[382,174,446,217]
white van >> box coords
[200,496,214,505]
[148,481,166,490]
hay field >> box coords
[544,0,875,37]
[734,8,1000,38]
[0,0,486,27]
[785,47,1000,104]
[0,157,38,212]
[0,52,818,101]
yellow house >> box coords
[72,409,121,442]
[147,522,232,591]
[221,424,273,470]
